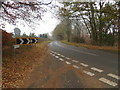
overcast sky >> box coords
[4,11,60,36]
[1,0,60,36]
[1,0,116,36]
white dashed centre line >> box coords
[99,77,118,87]
[73,65,79,69]
[72,60,79,63]
[80,63,88,67]
[59,58,64,61]
[83,70,95,76]
[107,73,120,80]
[91,67,103,73]
[66,61,71,64]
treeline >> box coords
[21,32,48,38]
[53,1,119,46]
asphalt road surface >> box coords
[48,41,119,88]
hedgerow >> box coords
[1,29,15,58]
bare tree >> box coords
[0,0,53,25]
[58,1,119,46]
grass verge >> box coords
[62,41,119,52]
[2,40,51,88]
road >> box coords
[48,41,119,88]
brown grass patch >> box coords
[2,41,50,88]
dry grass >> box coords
[2,41,51,88]
[62,41,119,52]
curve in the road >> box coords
[49,49,119,88]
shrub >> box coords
[1,29,15,58]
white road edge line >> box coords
[80,63,88,67]
[50,51,54,53]
[107,73,120,80]
[59,58,64,61]
[61,55,65,57]
[73,65,79,69]
[83,70,94,76]
[99,77,118,87]
[91,67,103,73]
[57,54,61,56]
[50,53,52,54]
[55,56,59,58]
[54,52,57,54]
[66,61,71,64]
[66,57,70,60]
[72,60,79,63]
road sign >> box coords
[31,38,38,44]
[14,28,21,37]
[16,37,38,45]
[16,38,30,45]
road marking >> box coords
[83,70,95,76]
[51,53,55,56]
[59,58,64,61]
[99,77,118,87]
[72,60,79,63]
[52,53,55,55]
[52,54,55,56]
[57,53,61,56]
[107,73,120,80]
[55,56,59,58]
[66,57,70,60]
[91,67,103,73]
[54,52,57,54]
[50,51,54,53]
[66,61,71,64]
[61,55,65,57]
[73,65,79,69]
[50,53,52,54]
[80,63,88,67]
